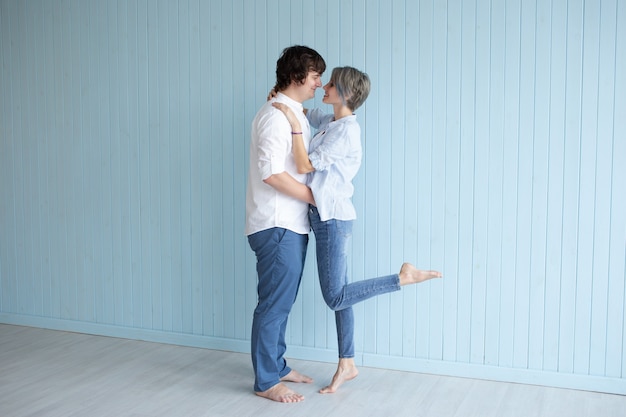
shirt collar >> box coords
[275,92,304,111]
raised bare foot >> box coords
[319,359,359,394]
[399,263,442,286]
[281,369,313,384]
[256,382,305,403]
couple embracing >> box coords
[245,45,442,403]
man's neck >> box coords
[280,86,305,104]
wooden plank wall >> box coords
[0,0,624,394]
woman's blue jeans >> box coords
[248,227,308,392]
[309,206,400,358]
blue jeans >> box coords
[309,206,400,358]
[248,228,308,392]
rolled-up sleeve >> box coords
[256,111,291,180]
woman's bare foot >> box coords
[256,382,304,403]
[281,369,313,384]
[319,358,359,394]
[399,263,442,286]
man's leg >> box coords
[249,228,309,400]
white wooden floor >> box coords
[0,324,624,417]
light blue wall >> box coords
[1,0,624,394]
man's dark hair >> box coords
[274,45,326,92]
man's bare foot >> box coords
[399,263,442,286]
[281,369,313,384]
[256,382,304,403]
[319,359,359,394]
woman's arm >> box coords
[272,102,315,174]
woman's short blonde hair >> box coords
[331,66,371,111]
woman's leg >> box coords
[310,208,357,357]
[310,207,442,311]
[310,207,400,314]
[309,206,442,393]
[309,211,360,393]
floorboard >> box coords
[0,324,623,417]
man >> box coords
[245,45,326,403]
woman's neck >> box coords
[333,104,353,120]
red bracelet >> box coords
[291,132,303,135]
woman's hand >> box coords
[273,102,314,174]
[272,102,302,131]
[267,88,277,101]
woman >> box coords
[272,66,442,394]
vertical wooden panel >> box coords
[126,0,143,329]
[457,0,476,364]
[221,0,236,340]
[47,1,63,320]
[167,0,181,333]
[608,0,626,381]
[110,0,120,325]
[362,0,380,355]
[588,0,616,377]
[178,0,192,335]
[117,0,134,329]
[374,0,393,356]
[1,0,17,315]
[528,0,551,371]
[22,1,38,317]
[120,0,132,325]
[188,0,202,336]
[415,0,434,360]
[543,0,567,373]
[159,0,173,332]
[574,0,600,375]
[559,0,584,375]
[137,0,152,330]
[0,1,4,313]
[347,0,365,356]
[470,0,489,365]
[198,0,212,337]
[443,0,463,363]
[429,0,447,361]
[14,1,27,316]
[146,0,161,330]
[388,0,407,358]
[514,0,535,370]
[21,1,36,318]
[498,2,524,366]
[31,2,46,318]
[401,0,419,358]
[232,0,249,341]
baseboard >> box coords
[1,313,624,395]
[361,354,625,395]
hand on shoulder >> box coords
[272,102,301,130]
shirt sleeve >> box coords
[256,109,292,180]
[306,108,332,130]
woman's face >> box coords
[322,80,342,105]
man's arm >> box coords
[264,172,315,206]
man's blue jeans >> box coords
[248,227,308,392]
[309,206,400,358]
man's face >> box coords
[297,71,323,101]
